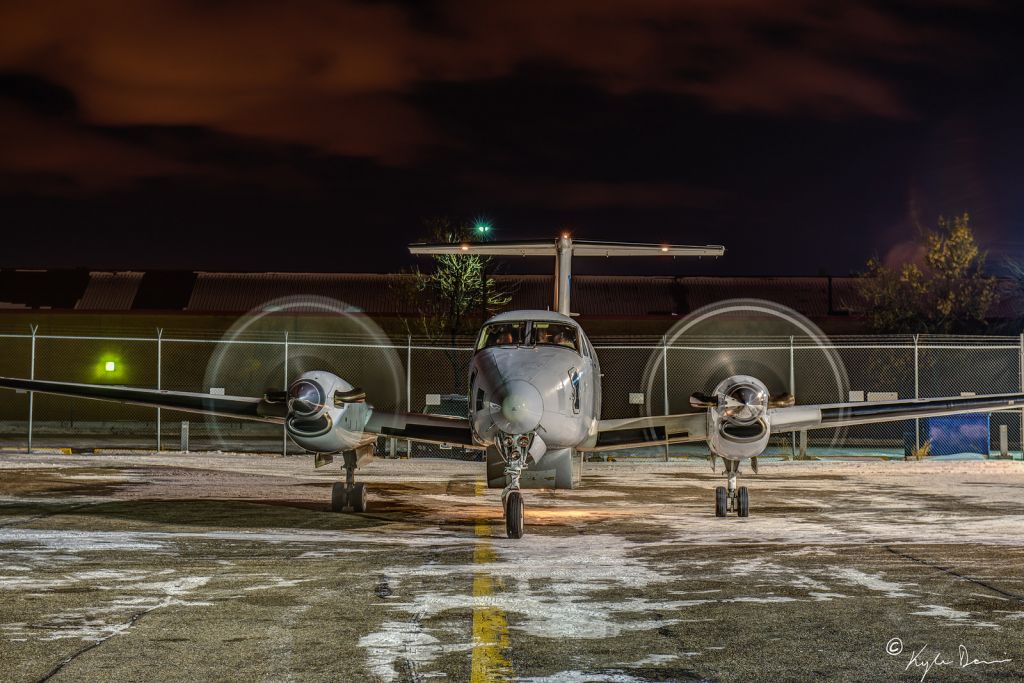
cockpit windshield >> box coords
[477,320,580,353]
[477,322,526,350]
[531,322,580,352]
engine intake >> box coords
[282,371,372,453]
[706,375,772,458]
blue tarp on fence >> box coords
[927,413,991,456]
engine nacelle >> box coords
[285,371,371,453]
[707,375,771,459]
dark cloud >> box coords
[0,1,1018,275]
[0,0,971,173]
[0,101,198,191]
[466,174,726,210]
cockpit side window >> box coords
[531,322,580,352]
[477,322,526,350]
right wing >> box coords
[365,411,482,449]
[0,376,481,449]
[0,377,284,423]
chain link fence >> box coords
[0,329,1021,458]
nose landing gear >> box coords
[498,432,533,538]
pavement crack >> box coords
[35,605,159,683]
[883,545,1024,604]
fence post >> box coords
[28,324,37,454]
[662,342,669,462]
[789,335,796,456]
[156,328,163,452]
[406,334,412,457]
[282,330,289,456]
[914,334,920,454]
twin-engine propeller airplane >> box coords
[3,235,1024,539]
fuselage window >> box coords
[477,322,526,350]
[531,322,580,352]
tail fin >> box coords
[409,236,725,315]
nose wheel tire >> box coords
[737,486,749,517]
[715,486,728,517]
[505,491,524,539]
[331,482,348,512]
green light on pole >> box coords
[476,223,491,235]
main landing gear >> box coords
[330,450,368,513]
[714,456,750,518]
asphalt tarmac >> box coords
[1,453,1023,682]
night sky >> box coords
[1,1,1022,277]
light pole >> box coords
[476,222,492,324]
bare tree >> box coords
[397,217,512,391]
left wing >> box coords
[586,391,1024,452]
[770,392,1024,433]
[586,413,708,452]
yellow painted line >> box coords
[470,481,512,682]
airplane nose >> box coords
[492,379,544,434]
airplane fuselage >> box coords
[467,310,601,459]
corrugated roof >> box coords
[187,272,410,313]
[76,271,143,310]
[2,269,1021,323]
[677,277,865,317]
[574,276,678,316]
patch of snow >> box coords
[517,671,651,683]
[910,604,970,620]
[832,568,914,598]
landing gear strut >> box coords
[498,432,532,538]
[714,457,749,518]
[330,450,368,513]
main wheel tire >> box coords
[715,486,727,517]
[331,482,348,512]
[350,483,368,513]
[505,491,524,539]
[737,486,749,517]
